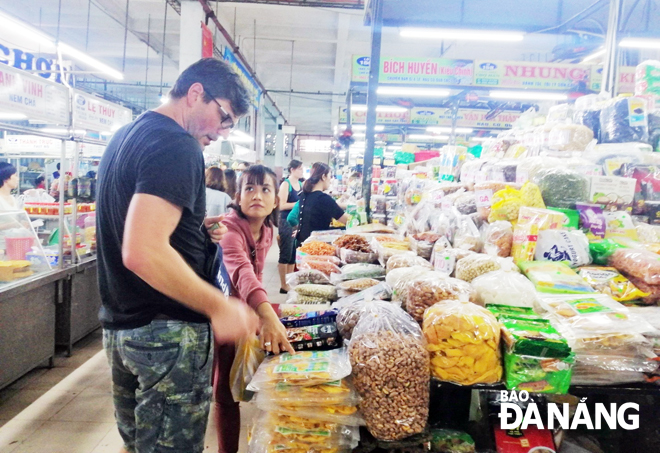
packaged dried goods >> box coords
[635,222,660,243]
[535,168,590,209]
[331,263,385,282]
[298,259,342,277]
[336,278,380,294]
[280,309,338,328]
[430,429,476,453]
[534,229,591,268]
[405,273,476,322]
[489,160,519,183]
[624,276,660,304]
[230,335,265,402]
[454,192,477,215]
[255,399,364,427]
[635,60,660,95]
[333,234,372,253]
[519,182,545,209]
[256,379,359,407]
[286,324,341,351]
[453,215,482,252]
[548,123,594,151]
[578,266,649,302]
[310,229,344,242]
[471,270,537,308]
[247,349,352,391]
[386,266,435,303]
[386,251,433,273]
[454,253,501,283]
[286,269,332,287]
[600,96,649,143]
[503,352,574,394]
[280,303,332,318]
[298,254,341,266]
[423,301,502,385]
[604,211,638,240]
[511,207,565,263]
[332,282,392,309]
[474,181,510,219]
[608,247,660,285]
[372,237,411,266]
[499,315,571,358]
[576,202,607,239]
[482,221,513,257]
[519,261,595,294]
[488,186,523,224]
[335,291,399,341]
[571,356,655,385]
[299,240,337,256]
[348,223,397,235]
[588,239,626,265]
[338,247,378,264]
[287,292,333,305]
[349,302,429,441]
[487,304,539,320]
[295,284,338,301]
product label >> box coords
[433,251,456,275]
[589,176,636,211]
[278,351,332,362]
[273,362,331,374]
[566,297,613,315]
[275,426,331,437]
[516,170,529,184]
[475,189,494,208]
[627,97,648,127]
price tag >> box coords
[475,189,493,208]
[516,170,529,184]
[441,199,453,210]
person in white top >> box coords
[205,166,232,216]
[0,162,19,212]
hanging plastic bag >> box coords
[230,335,266,402]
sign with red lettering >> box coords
[72,89,132,133]
[589,66,636,93]
[351,55,473,85]
[410,107,522,129]
[0,64,69,124]
[473,60,590,90]
[338,107,410,124]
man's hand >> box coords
[204,215,228,243]
[210,297,259,343]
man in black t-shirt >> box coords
[97,58,258,453]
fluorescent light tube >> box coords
[408,134,449,140]
[351,105,408,113]
[229,130,254,143]
[620,38,660,49]
[0,113,28,120]
[489,91,568,101]
[345,125,385,131]
[581,48,606,63]
[400,28,524,42]
[427,127,473,134]
[378,87,451,97]
[58,42,124,80]
[0,12,56,49]
[41,128,87,135]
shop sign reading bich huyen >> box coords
[410,108,522,129]
[473,60,591,90]
[351,56,473,85]
[72,89,132,133]
[338,107,410,124]
[0,64,69,124]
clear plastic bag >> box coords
[298,259,342,277]
[339,247,378,264]
[453,215,483,252]
[247,349,352,391]
[333,234,372,253]
[608,248,660,285]
[471,270,537,308]
[482,221,513,258]
[548,123,594,151]
[423,301,503,385]
[625,276,660,305]
[578,266,649,302]
[512,207,566,263]
[535,168,590,209]
[336,278,380,295]
[331,263,385,282]
[255,379,359,407]
[298,240,338,256]
[280,303,332,318]
[386,251,433,273]
[372,238,411,266]
[254,399,365,427]
[286,292,333,305]
[454,253,501,283]
[474,181,510,220]
[519,261,595,294]
[286,270,332,287]
[535,229,591,268]
[386,266,435,303]
[294,284,338,301]
[348,301,429,441]
[488,186,523,224]
[405,273,476,322]
[230,335,266,402]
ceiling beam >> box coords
[210,0,364,10]
[331,13,350,130]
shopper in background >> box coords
[0,162,19,211]
[96,58,258,453]
[295,162,349,244]
[205,166,232,216]
[224,168,238,200]
[215,164,294,453]
[52,163,60,180]
[34,175,46,190]
[277,159,303,293]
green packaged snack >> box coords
[500,316,571,358]
[518,261,596,294]
[503,351,574,394]
[589,239,626,265]
[486,304,538,320]
[548,207,580,230]
[430,429,476,453]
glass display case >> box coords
[0,210,53,290]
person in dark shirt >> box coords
[296,162,350,244]
[277,159,303,292]
[96,58,258,453]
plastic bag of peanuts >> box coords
[348,301,430,441]
[405,272,477,323]
[423,301,503,385]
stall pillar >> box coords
[179,1,205,72]
[601,0,624,95]
[256,98,266,162]
[275,117,285,170]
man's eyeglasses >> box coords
[203,86,235,130]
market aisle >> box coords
[0,240,287,453]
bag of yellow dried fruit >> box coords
[423,301,503,385]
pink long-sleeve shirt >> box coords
[220,210,273,311]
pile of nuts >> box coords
[336,303,363,340]
[349,330,430,441]
[334,235,372,253]
[289,269,331,286]
[294,284,338,301]
[405,276,476,323]
[299,240,337,256]
[386,253,433,273]
[337,278,380,294]
[454,254,501,283]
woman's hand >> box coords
[257,303,295,355]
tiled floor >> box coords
[0,242,288,453]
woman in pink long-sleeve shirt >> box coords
[214,164,294,453]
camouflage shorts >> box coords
[103,320,213,453]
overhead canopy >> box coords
[365,0,660,38]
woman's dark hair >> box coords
[205,166,226,192]
[230,165,280,227]
[224,169,237,200]
[35,175,45,186]
[303,162,330,193]
[169,58,251,117]
[287,159,303,173]
[0,162,17,188]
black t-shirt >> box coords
[297,191,345,243]
[97,111,209,329]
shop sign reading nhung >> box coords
[351,56,473,85]
[0,64,69,124]
[223,47,261,108]
[410,107,522,129]
[72,89,132,133]
[473,60,591,90]
[338,107,410,124]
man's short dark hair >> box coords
[169,58,251,117]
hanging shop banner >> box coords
[351,55,473,85]
[589,66,636,93]
[473,60,591,90]
[4,135,62,154]
[222,47,261,108]
[201,23,214,58]
[410,107,522,129]
[338,107,410,124]
[0,37,73,85]
[0,64,69,124]
[72,89,132,133]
